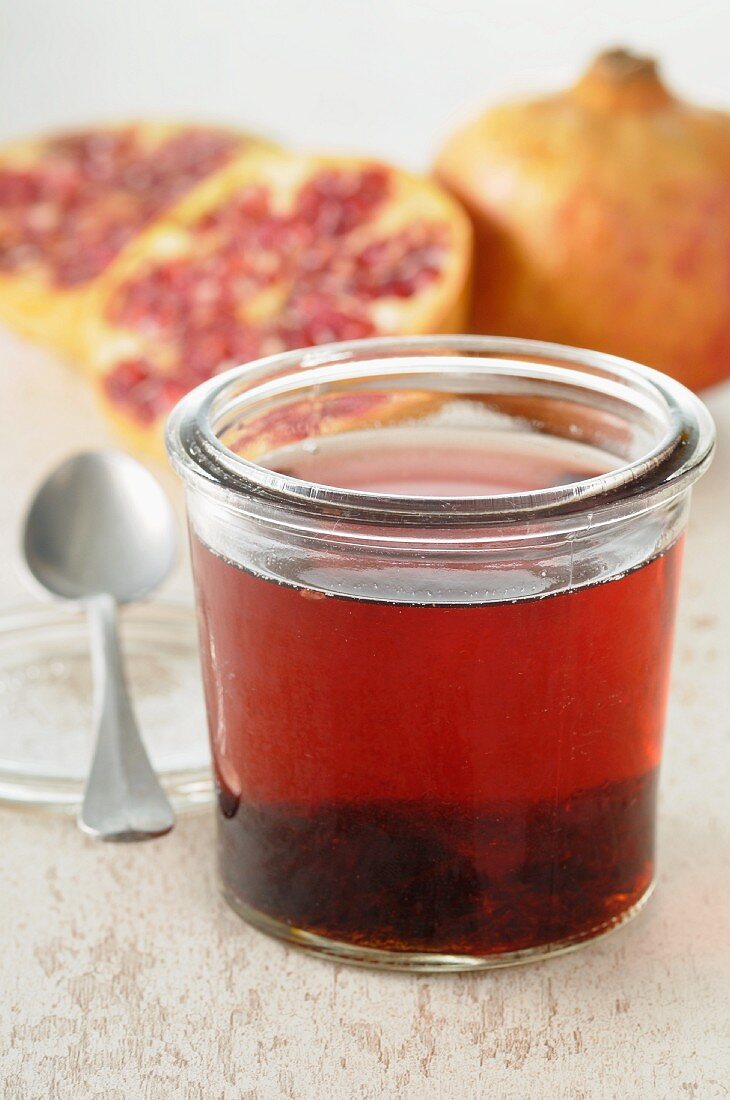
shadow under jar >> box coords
[167,336,714,971]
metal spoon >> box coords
[23,451,177,841]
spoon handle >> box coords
[79,593,175,841]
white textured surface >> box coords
[1,334,729,1099]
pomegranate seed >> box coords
[104,357,151,397]
[295,167,390,237]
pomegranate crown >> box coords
[573,47,673,110]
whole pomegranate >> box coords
[435,49,730,391]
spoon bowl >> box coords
[24,451,177,604]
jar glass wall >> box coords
[167,336,714,971]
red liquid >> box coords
[192,433,682,956]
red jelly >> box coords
[193,535,680,955]
[168,335,714,969]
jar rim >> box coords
[165,335,715,529]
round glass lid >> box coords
[0,601,211,811]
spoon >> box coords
[23,451,177,841]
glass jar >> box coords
[167,335,714,971]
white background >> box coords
[1,0,728,169]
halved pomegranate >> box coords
[83,148,472,453]
[0,122,261,357]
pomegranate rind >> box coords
[0,121,268,361]
[83,148,472,454]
